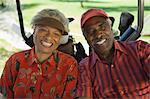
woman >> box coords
[0,8,78,99]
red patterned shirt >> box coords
[0,47,78,99]
[76,40,150,98]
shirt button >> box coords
[120,91,124,95]
[111,64,114,68]
[116,80,119,83]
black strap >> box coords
[15,0,75,48]
[16,0,34,47]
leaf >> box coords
[15,60,20,72]
[30,86,35,93]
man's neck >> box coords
[96,47,114,64]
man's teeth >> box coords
[42,41,53,47]
[96,39,106,45]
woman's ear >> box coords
[32,29,36,44]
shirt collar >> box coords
[28,47,59,66]
[28,47,38,66]
[114,40,128,55]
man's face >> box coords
[83,16,114,54]
[33,25,62,54]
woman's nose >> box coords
[45,32,53,40]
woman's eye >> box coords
[53,32,61,37]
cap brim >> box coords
[81,9,108,27]
[82,14,108,27]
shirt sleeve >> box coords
[75,58,93,98]
[62,60,79,99]
[0,55,16,98]
[137,40,150,81]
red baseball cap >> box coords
[81,8,109,27]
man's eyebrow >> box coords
[98,21,106,25]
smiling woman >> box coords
[33,25,62,62]
[0,8,79,99]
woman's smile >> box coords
[41,40,53,48]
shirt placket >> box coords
[109,61,126,98]
[30,63,43,98]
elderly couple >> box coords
[0,8,149,99]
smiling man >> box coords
[75,8,150,98]
[0,9,78,99]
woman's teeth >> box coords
[42,41,53,47]
[96,39,106,45]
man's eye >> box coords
[98,22,106,27]
[86,29,95,36]
[98,22,108,30]
[88,28,94,33]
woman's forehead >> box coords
[36,25,61,31]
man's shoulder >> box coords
[79,56,89,66]
[120,40,149,45]
[116,40,149,53]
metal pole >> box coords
[137,0,144,33]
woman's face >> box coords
[83,16,114,54]
[33,25,62,54]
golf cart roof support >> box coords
[137,0,144,33]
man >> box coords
[75,8,150,98]
[0,9,78,99]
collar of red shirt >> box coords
[27,47,59,66]
[89,40,128,68]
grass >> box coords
[0,39,21,73]
[20,0,150,43]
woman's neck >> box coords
[35,51,52,63]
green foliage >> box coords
[20,0,150,38]
[0,47,11,73]
[0,39,21,72]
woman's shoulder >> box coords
[9,49,32,59]
[57,51,77,63]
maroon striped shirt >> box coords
[75,40,150,98]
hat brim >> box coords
[33,17,66,35]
